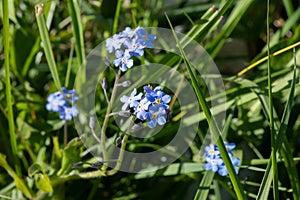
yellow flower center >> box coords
[152,113,158,119]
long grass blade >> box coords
[35,3,62,91]
[266,0,279,198]
[206,0,255,58]
[67,0,86,91]
[2,0,21,175]
[193,105,236,200]
[165,14,246,200]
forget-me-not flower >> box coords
[120,84,171,128]
[146,105,167,128]
[46,87,79,120]
[203,142,241,176]
[106,27,155,72]
[120,88,143,111]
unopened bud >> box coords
[90,160,104,168]
[89,117,96,129]
[72,161,83,169]
[118,110,131,117]
[101,78,107,90]
[116,136,122,147]
[104,57,111,66]
[120,81,131,87]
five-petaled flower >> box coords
[106,26,156,72]
[203,142,240,176]
[46,87,79,121]
[120,84,171,128]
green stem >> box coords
[112,0,122,34]
[2,0,21,175]
[106,117,135,176]
[267,0,279,199]
[64,120,68,146]
[101,70,121,170]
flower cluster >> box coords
[106,26,156,72]
[120,85,171,128]
[46,88,79,120]
[204,142,240,176]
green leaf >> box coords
[57,138,83,176]
[0,154,32,198]
[35,173,53,193]
[28,163,53,192]
[17,117,37,139]
[28,163,44,177]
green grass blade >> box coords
[283,0,294,17]
[2,0,21,175]
[0,154,32,198]
[112,0,122,34]
[275,49,300,198]
[65,41,75,87]
[21,38,41,77]
[134,163,204,179]
[193,105,236,200]
[67,0,86,91]
[193,171,215,200]
[206,0,255,58]
[262,6,300,52]
[67,0,85,65]
[165,14,246,200]
[267,0,279,198]
[232,68,299,199]
[35,3,62,90]
[182,0,234,47]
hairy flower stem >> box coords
[101,70,121,171]
[64,120,68,146]
[106,117,135,176]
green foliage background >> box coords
[0,0,300,199]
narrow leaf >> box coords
[0,154,32,198]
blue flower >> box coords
[106,27,156,72]
[204,156,223,172]
[124,38,144,57]
[106,34,126,53]
[62,87,78,103]
[224,142,236,151]
[120,84,171,128]
[135,26,156,48]
[120,88,143,111]
[46,92,65,112]
[204,144,220,158]
[59,106,79,120]
[146,105,167,128]
[134,97,151,121]
[113,50,134,72]
[203,142,240,176]
[144,85,171,109]
[121,27,136,38]
[46,88,79,121]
